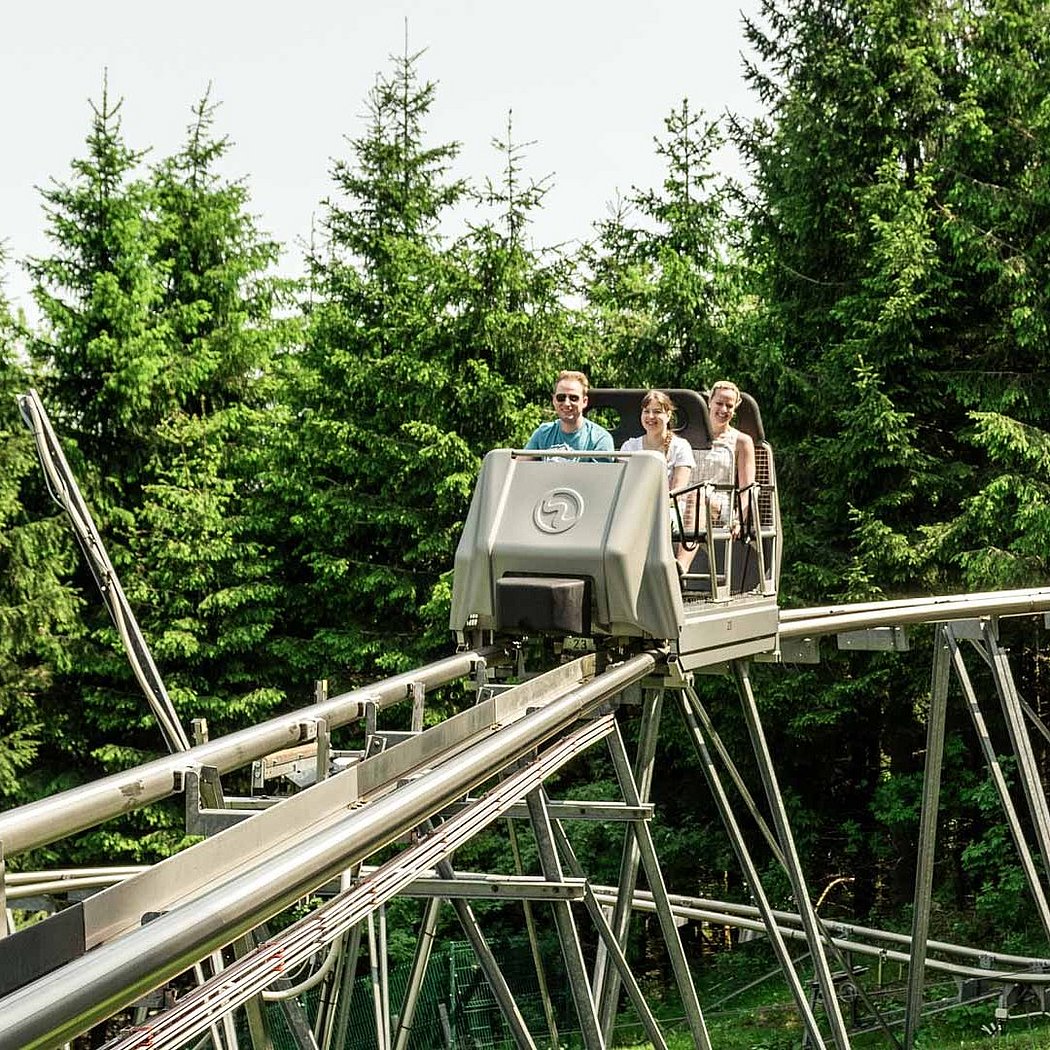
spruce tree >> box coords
[732,0,1050,918]
[453,114,590,440]
[281,47,470,684]
[584,100,737,389]
[919,0,1050,588]
[124,91,297,737]
[0,258,81,804]
[731,0,959,917]
[734,0,1050,593]
[24,81,175,823]
[27,80,165,498]
[23,85,295,861]
[280,52,583,687]
[733,0,957,600]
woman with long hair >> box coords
[619,390,696,574]
[704,380,756,533]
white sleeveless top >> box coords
[695,426,739,525]
[696,427,737,482]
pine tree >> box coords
[919,0,1050,588]
[280,47,470,684]
[279,52,585,687]
[453,113,591,437]
[27,78,165,498]
[120,91,297,741]
[23,80,176,817]
[23,85,296,861]
[0,258,82,803]
[584,99,737,389]
[732,0,1050,916]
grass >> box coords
[601,940,1050,1050]
[609,1010,1050,1050]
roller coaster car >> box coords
[450,388,780,671]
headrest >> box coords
[586,389,712,448]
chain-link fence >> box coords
[261,936,576,1050]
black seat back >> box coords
[586,389,711,449]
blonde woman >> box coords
[703,380,756,533]
[619,390,696,573]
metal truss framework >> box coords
[2,597,1050,1050]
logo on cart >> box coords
[534,488,584,534]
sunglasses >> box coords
[554,392,582,403]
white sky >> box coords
[3,0,762,319]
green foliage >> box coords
[19,82,296,861]
[584,99,739,388]
[953,763,1044,941]
[737,0,1050,600]
[0,261,82,802]
[27,80,166,490]
[121,91,297,733]
[926,413,1050,587]
[276,49,585,687]
[726,0,1050,919]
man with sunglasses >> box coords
[524,370,614,460]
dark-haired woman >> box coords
[619,390,696,574]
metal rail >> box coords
[0,646,496,858]
[0,652,658,1050]
[6,584,1050,1048]
[589,889,1050,984]
[781,587,1050,623]
[780,588,1050,638]
[19,867,1048,989]
[102,716,620,1050]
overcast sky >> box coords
[3,0,762,318]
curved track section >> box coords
[0,653,659,1050]
[0,647,496,858]
[3,589,1050,1049]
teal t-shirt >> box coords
[524,419,614,461]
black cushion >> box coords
[495,576,590,635]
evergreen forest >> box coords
[2,0,1050,984]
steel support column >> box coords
[525,785,604,1050]
[327,922,364,1050]
[904,625,951,1049]
[581,885,669,1050]
[232,934,271,1050]
[605,722,712,1050]
[984,620,1050,884]
[681,685,900,1049]
[0,846,7,940]
[191,952,239,1050]
[367,912,389,1050]
[595,685,661,1042]
[946,627,1050,940]
[680,685,777,849]
[548,823,670,1050]
[310,932,347,1048]
[392,897,441,1050]
[675,686,826,1047]
[506,814,559,1050]
[733,661,851,1050]
[433,855,538,1050]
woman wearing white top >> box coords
[705,380,756,534]
[619,390,696,574]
